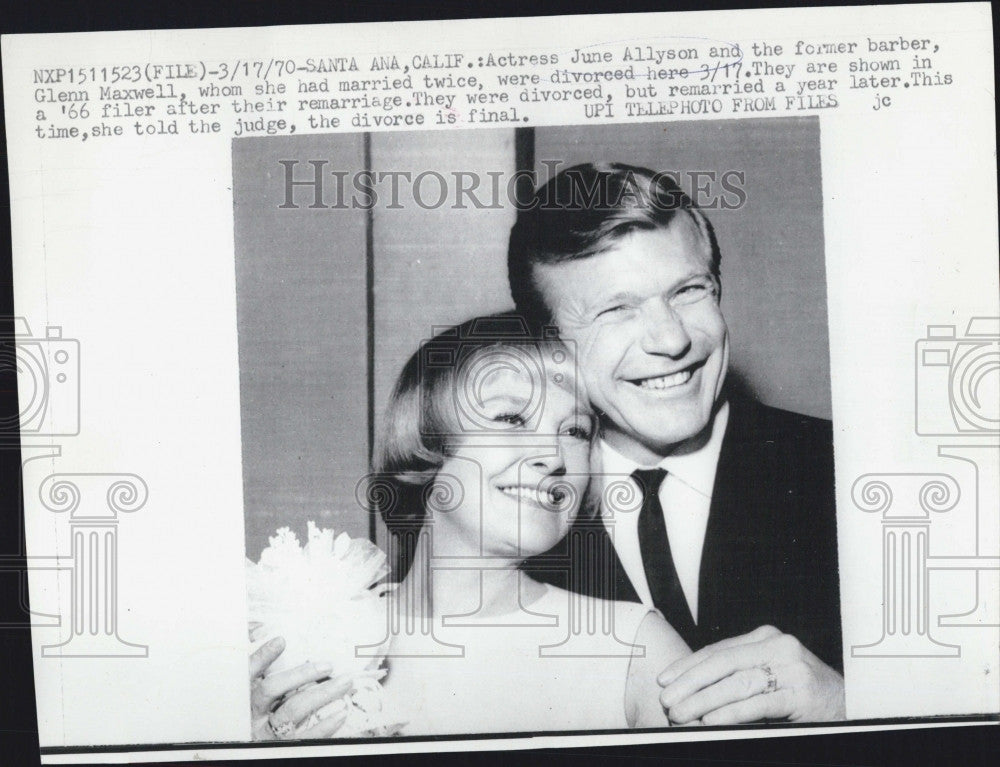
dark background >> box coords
[2,2,997,767]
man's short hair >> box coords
[507,162,722,324]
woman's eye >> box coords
[563,424,593,441]
[493,412,526,427]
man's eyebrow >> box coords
[603,270,715,297]
[588,290,641,307]
[687,268,716,280]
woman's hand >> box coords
[249,624,354,740]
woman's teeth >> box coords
[635,369,692,390]
[498,485,563,506]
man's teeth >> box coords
[498,485,563,505]
[635,369,692,390]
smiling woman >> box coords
[357,313,691,734]
[374,313,596,578]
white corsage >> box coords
[246,521,404,737]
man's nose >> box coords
[639,298,692,357]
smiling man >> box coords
[515,163,844,724]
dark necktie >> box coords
[632,467,698,646]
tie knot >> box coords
[631,467,668,496]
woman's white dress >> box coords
[384,583,655,735]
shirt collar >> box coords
[600,400,730,498]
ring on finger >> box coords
[759,664,778,695]
[268,714,297,739]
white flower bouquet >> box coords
[246,521,404,737]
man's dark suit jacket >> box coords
[523,393,843,673]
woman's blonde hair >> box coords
[372,313,598,578]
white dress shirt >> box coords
[598,402,729,623]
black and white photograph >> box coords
[234,118,840,739]
[1,3,997,764]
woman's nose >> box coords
[527,450,566,476]
[639,298,692,357]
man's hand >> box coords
[657,625,845,725]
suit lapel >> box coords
[528,395,772,650]
[698,395,756,642]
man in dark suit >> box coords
[514,163,845,723]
